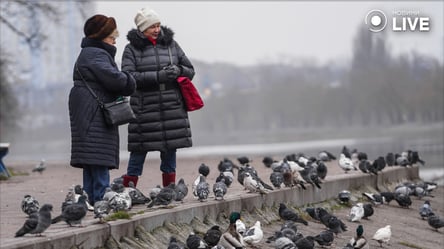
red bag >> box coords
[177,76,204,111]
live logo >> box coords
[392,17,430,31]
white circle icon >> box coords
[365,10,387,32]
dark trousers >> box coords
[127,149,177,176]
[83,165,110,205]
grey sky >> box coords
[96,1,443,66]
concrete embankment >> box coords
[1,165,421,249]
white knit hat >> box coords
[134,6,161,32]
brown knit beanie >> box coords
[84,14,117,40]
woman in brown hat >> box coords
[68,14,136,205]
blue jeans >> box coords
[127,149,176,176]
[83,165,110,205]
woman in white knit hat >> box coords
[121,6,195,188]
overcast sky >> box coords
[96,1,443,66]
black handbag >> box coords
[75,64,135,126]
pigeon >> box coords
[124,181,151,205]
[196,175,210,202]
[213,178,228,200]
[373,156,386,172]
[186,233,208,249]
[358,160,370,173]
[349,203,365,222]
[408,150,425,165]
[236,219,247,235]
[32,159,46,174]
[427,212,444,231]
[174,178,189,202]
[318,208,347,234]
[149,185,162,200]
[305,207,321,222]
[362,192,393,205]
[338,190,351,203]
[243,172,268,194]
[21,194,40,216]
[148,183,177,207]
[93,200,110,222]
[216,171,234,188]
[385,152,395,166]
[107,191,132,212]
[168,236,185,249]
[204,225,222,247]
[243,220,263,245]
[349,224,369,249]
[300,163,322,189]
[341,146,352,159]
[315,160,328,180]
[192,174,204,197]
[318,150,336,161]
[218,158,238,173]
[362,203,374,219]
[372,225,391,247]
[270,171,284,189]
[279,203,308,225]
[394,193,412,208]
[15,204,53,237]
[51,195,88,226]
[314,229,334,247]
[419,200,433,220]
[274,236,296,249]
[295,235,315,249]
[338,153,356,173]
[73,184,94,211]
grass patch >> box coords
[398,241,423,249]
[105,211,132,221]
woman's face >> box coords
[102,35,117,45]
[143,22,161,40]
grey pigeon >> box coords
[196,175,210,202]
[394,193,412,208]
[237,156,251,165]
[32,159,46,174]
[204,225,223,247]
[15,204,53,237]
[318,208,347,234]
[295,235,315,249]
[279,203,308,225]
[21,194,40,216]
[262,156,275,168]
[427,212,444,231]
[124,181,150,205]
[148,183,177,207]
[93,200,111,222]
[318,150,336,161]
[186,233,208,249]
[419,200,433,219]
[213,178,228,200]
[270,171,284,189]
[174,178,189,202]
[385,152,395,166]
[216,171,233,187]
[314,230,334,247]
[51,195,88,226]
[338,190,351,203]
[305,207,321,222]
[168,236,185,249]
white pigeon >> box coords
[236,219,246,235]
[372,225,391,247]
[287,160,305,172]
[349,203,365,222]
[192,173,204,197]
[243,220,263,245]
[243,172,268,194]
[338,153,356,173]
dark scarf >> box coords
[80,37,117,59]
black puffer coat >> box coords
[122,27,195,152]
[69,38,136,169]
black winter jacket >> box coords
[69,38,136,169]
[122,27,195,152]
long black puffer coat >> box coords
[69,38,136,169]
[122,27,195,152]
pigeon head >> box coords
[229,212,241,224]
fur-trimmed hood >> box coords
[126,26,175,49]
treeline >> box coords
[190,26,443,133]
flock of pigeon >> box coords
[14,146,443,249]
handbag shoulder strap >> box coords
[167,46,173,65]
[75,63,104,108]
